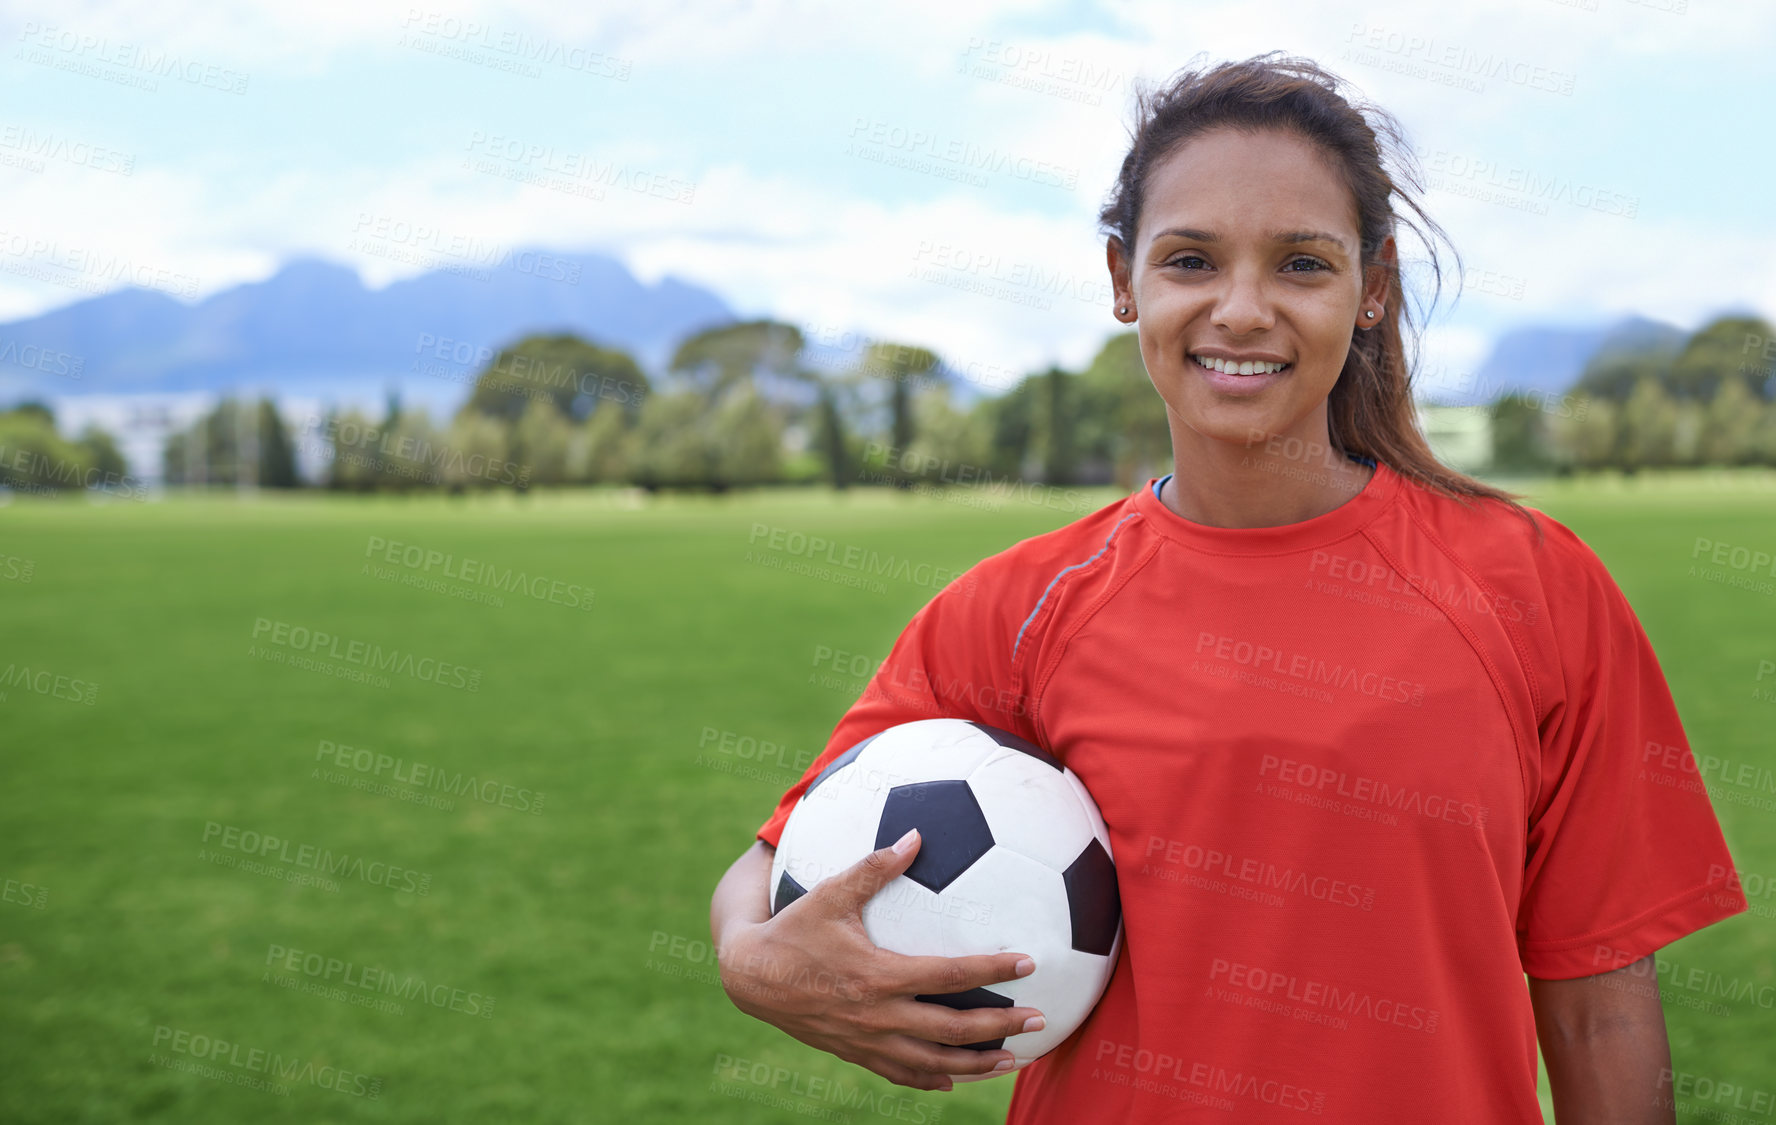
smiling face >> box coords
[1109,126,1391,453]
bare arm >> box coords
[709,833,1045,1092]
[1529,955,1675,1125]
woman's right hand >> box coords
[716,829,1046,1092]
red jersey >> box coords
[754,462,1747,1123]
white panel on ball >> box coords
[967,748,1095,872]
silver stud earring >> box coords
[1118,306,1129,316]
[1365,309,1376,319]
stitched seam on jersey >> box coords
[1395,502,1546,826]
[1012,511,1142,667]
[1518,870,1741,953]
[1359,522,1532,836]
[1029,534,1167,750]
[1400,504,1544,717]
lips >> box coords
[1188,353,1292,395]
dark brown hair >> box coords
[1098,50,1524,509]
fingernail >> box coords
[1014,957,1035,977]
[892,828,919,855]
[992,1058,1015,1072]
[1022,1016,1045,1033]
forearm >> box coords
[710,840,774,952]
[1530,958,1675,1125]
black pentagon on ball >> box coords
[913,986,1012,1051]
[1063,838,1121,956]
[874,780,994,893]
[772,870,808,916]
[803,733,880,798]
[968,721,1062,771]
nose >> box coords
[1208,268,1276,336]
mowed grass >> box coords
[0,472,1771,1123]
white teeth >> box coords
[1192,355,1288,375]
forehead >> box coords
[1137,127,1359,251]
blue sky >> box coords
[4,0,1773,396]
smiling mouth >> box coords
[1189,354,1293,376]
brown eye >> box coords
[1168,255,1209,270]
[1285,257,1328,272]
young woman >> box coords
[710,53,1746,1124]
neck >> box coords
[1159,413,1375,529]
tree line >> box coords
[7,312,1775,497]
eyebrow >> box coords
[1154,227,1349,252]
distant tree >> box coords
[1078,332,1169,489]
[1490,395,1555,471]
[0,407,90,491]
[815,385,849,489]
[466,334,650,424]
[630,391,716,488]
[1697,378,1763,465]
[711,386,784,488]
[256,401,298,487]
[514,398,573,486]
[567,404,631,484]
[1548,393,1618,471]
[79,425,129,482]
[1039,366,1079,485]
[1618,376,1680,471]
[1669,315,1776,401]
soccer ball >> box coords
[769,718,1122,1078]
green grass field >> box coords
[1,472,1772,1123]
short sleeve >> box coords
[754,563,1040,849]
[1516,521,1748,978]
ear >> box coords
[1359,234,1396,327]
[1106,236,1135,315]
